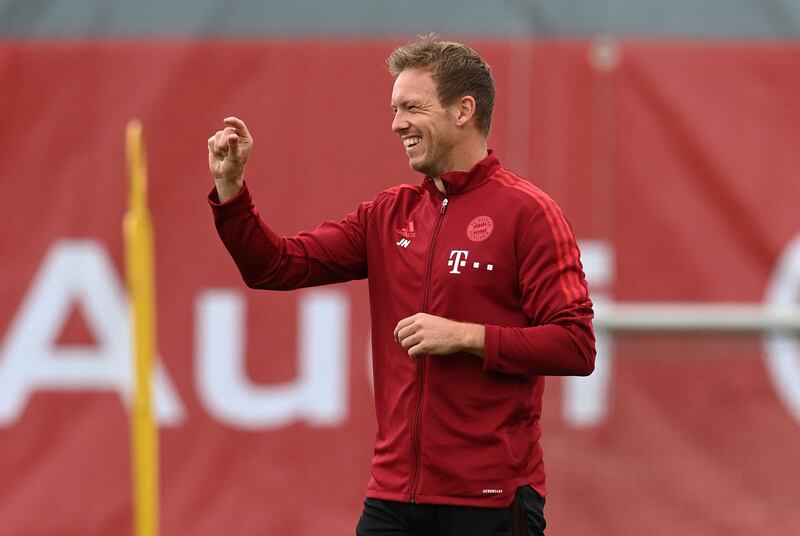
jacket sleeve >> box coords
[208,183,369,289]
[482,200,596,376]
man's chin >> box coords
[409,157,434,176]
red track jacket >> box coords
[209,152,595,507]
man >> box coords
[208,35,595,536]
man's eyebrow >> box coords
[391,99,421,109]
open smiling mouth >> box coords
[403,137,421,148]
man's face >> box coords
[391,68,459,177]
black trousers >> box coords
[356,486,546,536]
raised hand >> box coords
[208,116,253,201]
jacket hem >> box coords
[365,488,519,508]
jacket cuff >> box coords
[207,182,251,220]
[483,324,502,372]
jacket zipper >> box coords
[410,195,449,503]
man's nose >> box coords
[392,112,409,133]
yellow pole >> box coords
[124,119,159,536]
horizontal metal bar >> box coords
[592,303,800,332]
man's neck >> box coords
[448,140,489,174]
[432,141,488,181]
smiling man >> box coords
[207,35,595,536]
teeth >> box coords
[404,137,421,148]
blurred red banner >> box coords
[0,39,798,535]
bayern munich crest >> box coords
[467,215,494,242]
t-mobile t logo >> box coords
[448,250,469,274]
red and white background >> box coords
[1,37,799,535]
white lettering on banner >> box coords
[0,240,184,425]
[562,241,614,428]
[763,232,800,425]
[7,236,797,430]
[0,238,617,430]
[196,289,348,429]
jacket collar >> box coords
[423,150,501,196]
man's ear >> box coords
[454,96,477,127]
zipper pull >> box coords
[441,198,449,214]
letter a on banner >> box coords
[124,120,159,536]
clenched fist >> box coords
[208,116,253,202]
